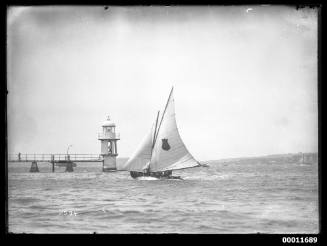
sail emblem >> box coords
[161,138,171,151]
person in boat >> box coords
[159,170,172,177]
[130,171,137,178]
[165,170,172,176]
[150,170,172,178]
[142,162,151,176]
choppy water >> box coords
[8,160,319,233]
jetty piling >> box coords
[51,154,55,172]
[65,161,74,172]
[29,161,39,172]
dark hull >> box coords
[103,167,117,172]
[130,171,182,180]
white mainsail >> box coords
[123,87,200,173]
[149,88,200,172]
[119,122,156,172]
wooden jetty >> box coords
[8,116,121,173]
[8,153,103,172]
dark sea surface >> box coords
[8,160,319,233]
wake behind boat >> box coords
[120,87,201,180]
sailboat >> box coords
[121,87,202,180]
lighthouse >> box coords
[98,116,120,171]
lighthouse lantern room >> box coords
[98,116,120,171]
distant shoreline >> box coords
[205,152,318,164]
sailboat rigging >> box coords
[151,111,160,152]
[121,87,202,180]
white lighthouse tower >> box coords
[98,116,120,171]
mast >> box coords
[148,111,160,173]
[152,111,160,151]
[154,86,174,143]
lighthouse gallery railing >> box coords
[98,132,120,139]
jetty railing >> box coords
[8,153,103,162]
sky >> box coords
[7,6,318,160]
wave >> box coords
[183,174,234,181]
[13,197,42,204]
